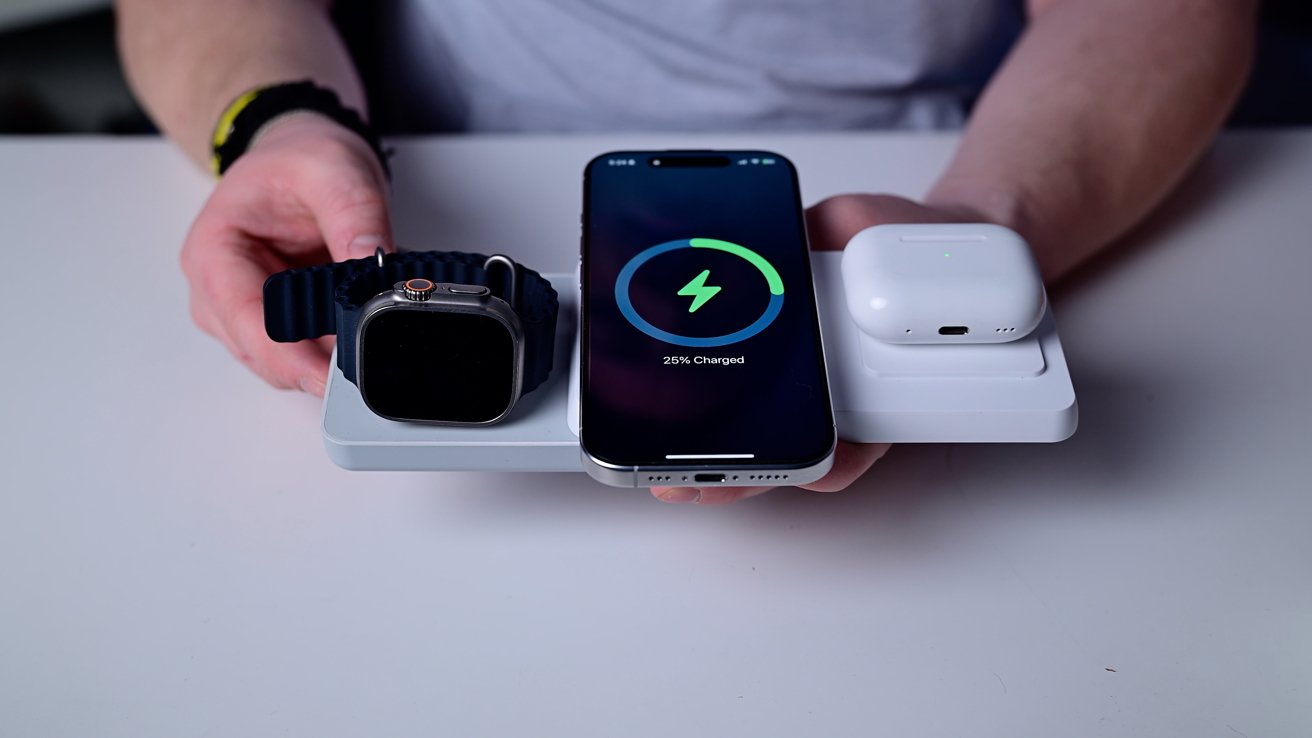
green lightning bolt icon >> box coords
[676,269,722,313]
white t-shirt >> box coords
[374,0,1022,132]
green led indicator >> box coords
[944,252,952,257]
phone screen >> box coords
[582,151,834,470]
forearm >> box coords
[925,0,1257,281]
[116,0,366,169]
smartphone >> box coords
[580,150,836,487]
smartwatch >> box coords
[263,251,558,425]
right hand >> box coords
[181,113,393,396]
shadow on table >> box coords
[427,356,1194,555]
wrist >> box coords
[248,110,356,152]
[245,111,392,193]
[923,183,1084,280]
[210,80,389,179]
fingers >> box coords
[191,288,332,395]
[648,442,893,504]
[302,167,394,262]
[806,195,874,251]
[651,486,773,505]
[806,193,957,251]
[228,293,334,395]
[799,441,892,493]
[193,230,334,395]
[180,118,394,394]
[263,118,395,263]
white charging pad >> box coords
[322,253,1077,471]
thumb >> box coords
[304,167,395,263]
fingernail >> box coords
[657,487,701,504]
[298,375,326,397]
[347,235,387,260]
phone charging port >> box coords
[938,326,969,336]
[694,473,726,483]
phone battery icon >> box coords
[762,158,776,165]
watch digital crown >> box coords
[401,278,437,301]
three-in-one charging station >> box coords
[321,225,1077,471]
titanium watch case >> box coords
[355,279,527,425]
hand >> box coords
[181,113,393,396]
[652,193,988,504]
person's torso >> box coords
[376,0,1022,132]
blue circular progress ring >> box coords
[615,238,784,348]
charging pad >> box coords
[322,253,1077,471]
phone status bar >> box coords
[604,156,777,167]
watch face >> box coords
[360,309,517,423]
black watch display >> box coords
[263,251,559,425]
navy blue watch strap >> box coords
[262,251,558,392]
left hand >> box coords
[652,193,988,504]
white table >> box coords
[1,132,1308,737]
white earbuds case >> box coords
[840,223,1046,344]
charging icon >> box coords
[677,269,721,313]
[615,237,785,348]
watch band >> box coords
[263,251,558,391]
[210,80,390,178]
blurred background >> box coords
[1,0,1310,136]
